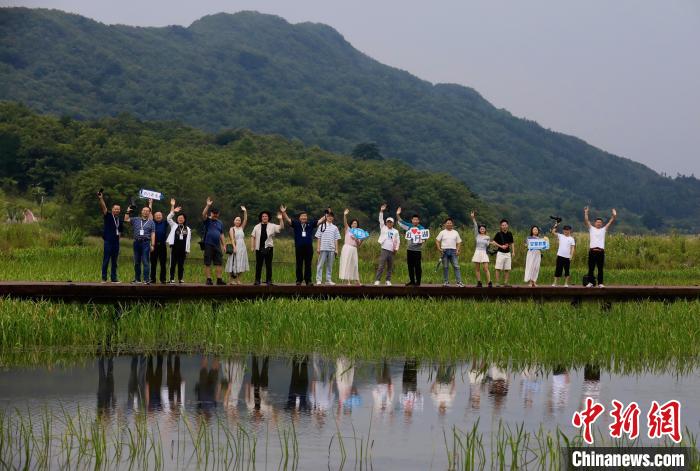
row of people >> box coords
[98,193,616,287]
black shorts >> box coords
[203,244,223,266]
[555,255,571,277]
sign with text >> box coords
[138,189,163,201]
[405,227,430,244]
[527,238,549,251]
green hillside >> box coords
[0,102,490,233]
[1,8,698,231]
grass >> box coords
[1,298,699,372]
[1,407,697,470]
[0,229,699,285]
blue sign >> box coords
[527,238,550,251]
[350,228,370,240]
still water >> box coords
[1,354,699,469]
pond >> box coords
[1,353,698,469]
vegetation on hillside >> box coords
[2,8,699,230]
[0,102,489,234]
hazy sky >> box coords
[4,0,699,176]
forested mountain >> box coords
[0,102,490,234]
[1,8,698,231]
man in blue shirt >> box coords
[127,205,156,284]
[97,191,124,283]
[282,209,327,285]
[201,197,226,285]
[149,205,169,284]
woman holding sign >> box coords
[339,209,363,285]
[470,211,492,288]
[524,226,545,287]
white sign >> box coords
[139,189,163,200]
[527,238,550,251]
[405,227,430,244]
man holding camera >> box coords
[201,197,227,286]
[97,190,125,283]
[127,205,156,284]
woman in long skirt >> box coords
[339,209,363,285]
[226,206,249,284]
[524,225,543,287]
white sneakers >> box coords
[386,281,392,286]
[598,284,605,288]
[586,283,594,288]
[326,281,336,286]
[374,280,380,286]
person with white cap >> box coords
[374,204,400,286]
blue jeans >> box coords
[102,239,120,281]
[316,250,335,283]
[442,249,462,284]
[133,240,151,282]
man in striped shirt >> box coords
[315,212,341,285]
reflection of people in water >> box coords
[127,355,147,412]
[166,353,184,409]
[578,364,601,410]
[487,365,510,413]
[520,366,542,409]
[335,357,359,418]
[310,354,335,428]
[286,356,310,414]
[430,363,456,416]
[548,365,570,415]
[245,355,274,423]
[372,360,394,418]
[146,354,164,412]
[468,360,488,411]
[195,357,221,420]
[221,357,246,419]
[97,356,116,419]
[400,359,423,421]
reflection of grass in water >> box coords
[1,234,699,285]
[1,298,700,373]
[444,420,700,471]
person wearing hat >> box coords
[282,209,327,286]
[395,207,426,286]
[551,221,576,287]
[250,206,286,285]
[374,204,400,286]
[201,197,226,285]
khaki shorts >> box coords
[495,252,512,270]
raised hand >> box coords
[380,203,387,212]
[170,198,176,206]
[174,206,182,213]
[612,208,617,217]
[241,205,247,212]
[277,213,283,220]
[206,197,213,206]
[344,208,350,216]
[396,206,402,216]
[470,210,476,219]
[280,205,287,213]
[584,206,589,213]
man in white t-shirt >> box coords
[550,222,576,287]
[374,204,401,286]
[583,207,617,288]
[435,218,464,287]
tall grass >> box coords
[1,298,699,372]
[1,231,698,285]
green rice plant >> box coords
[1,298,700,372]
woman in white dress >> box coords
[225,206,249,284]
[339,208,363,285]
[524,225,543,287]
[470,211,492,288]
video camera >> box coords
[549,216,563,224]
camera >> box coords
[550,216,563,224]
[97,188,104,197]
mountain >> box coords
[1,8,698,231]
[0,102,490,233]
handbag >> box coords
[225,244,234,255]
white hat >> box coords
[386,217,395,223]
